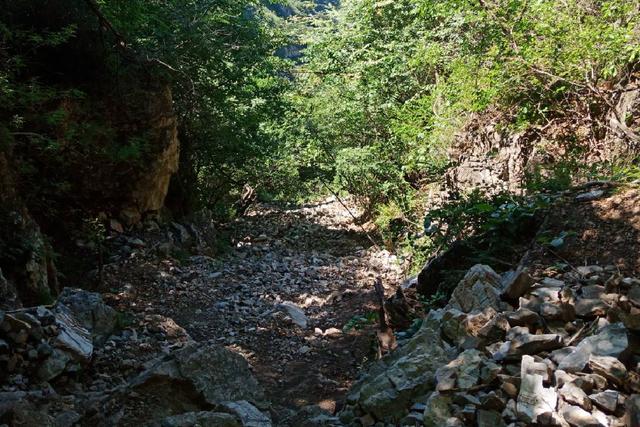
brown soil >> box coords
[525,186,640,278]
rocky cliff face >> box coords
[445,119,537,196]
[0,152,58,309]
[114,85,180,225]
[445,81,640,196]
[0,2,180,306]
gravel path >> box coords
[113,197,406,418]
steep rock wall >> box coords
[0,1,180,304]
[444,81,640,196]
[0,152,57,309]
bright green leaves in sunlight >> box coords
[277,0,640,227]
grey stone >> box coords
[505,308,541,327]
[555,370,577,389]
[516,373,557,423]
[158,411,240,427]
[53,411,81,427]
[560,404,603,427]
[626,394,640,427]
[132,341,265,408]
[477,314,510,343]
[581,285,605,299]
[8,401,54,427]
[447,265,503,313]
[345,311,449,420]
[575,299,610,318]
[56,288,118,343]
[53,307,93,362]
[480,391,506,411]
[501,266,534,300]
[530,286,561,303]
[423,391,453,427]
[507,329,563,357]
[12,312,44,340]
[38,349,71,381]
[540,277,566,287]
[559,382,592,411]
[629,286,640,307]
[575,190,605,202]
[589,390,619,413]
[477,409,506,427]
[558,323,628,373]
[289,406,344,427]
[277,302,308,329]
[220,401,271,427]
[435,349,500,391]
[35,306,55,325]
[576,265,604,276]
[574,373,608,393]
[588,356,626,386]
[440,309,472,346]
[551,347,577,365]
[541,302,576,322]
[502,399,517,422]
[617,308,640,331]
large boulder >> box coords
[446,264,504,313]
[131,341,266,420]
[341,311,450,422]
[55,288,118,344]
[558,323,629,373]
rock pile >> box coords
[339,264,640,426]
[0,287,275,426]
[0,289,117,387]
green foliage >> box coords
[426,191,550,246]
[343,310,379,332]
[100,0,293,211]
[537,230,577,249]
[419,290,447,311]
[275,0,640,224]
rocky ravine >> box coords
[344,263,640,426]
[0,197,406,425]
[3,191,640,426]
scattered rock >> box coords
[157,411,240,427]
[435,349,500,391]
[131,341,265,413]
[558,323,628,373]
[517,372,557,423]
[219,400,272,427]
[589,390,619,413]
[559,382,592,411]
[561,403,603,427]
[56,288,118,343]
[344,312,449,420]
[53,308,93,362]
[588,356,627,386]
[477,409,506,427]
[277,302,308,329]
[625,394,640,427]
[506,328,563,357]
[447,265,504,313]
[501,266,534,300]
[576,190,605,202]
[37,349,71,381]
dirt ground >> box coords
[95,197,407,423]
